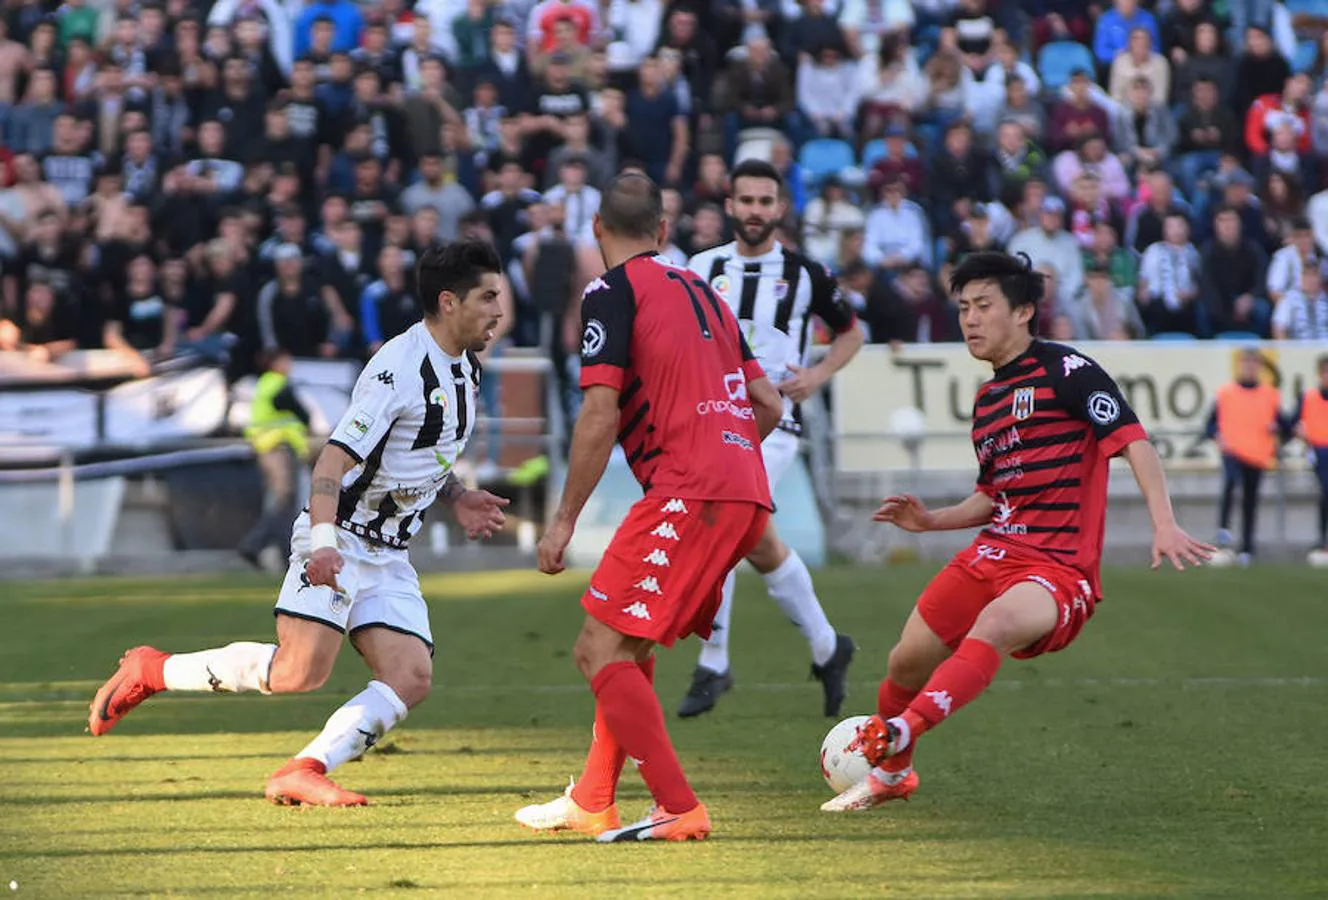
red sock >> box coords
[571,656,655,812]
[588,659,697,815]
[901,638,1002,743]
[876,679,920,772]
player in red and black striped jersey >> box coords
[824,251,1214,813]
[522,173,784,842]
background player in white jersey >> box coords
[87,241,511,807]
[680,160,865,719]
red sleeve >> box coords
[577,266,635,393]
[742,357,766,384]
[581,364,626,391]
[1299,109,1313,153]
[1245,99,1269,155]
[1098,422,1148,458]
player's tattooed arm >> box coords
[308,442,357,526]
[437,471,468,505]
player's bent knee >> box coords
[746,527,787,573]
[267,659,333,694]
[969,587,1059,655]
[886,641,938,689]
[381,664,431,709]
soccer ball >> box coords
[1308,548,1328,569]
[820,715,873,793]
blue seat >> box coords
[1286,0,1328,15]
[1294,39,1318,74]
[861,139,887,168]
[1152,332,1199,342]
[1037,41,1096,93]
[798,138,855,185]
[1214,331,1262,343]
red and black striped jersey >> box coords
[971,340,1147,596]
[578,252,774,510]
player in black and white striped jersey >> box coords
[87,241,511,807]
[679,160,866,719]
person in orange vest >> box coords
[1294,354,1328,551]
[1205,348,1293,564]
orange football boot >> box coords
[88,646,168,736]
[265,758,368,807]
[596,802,711,842]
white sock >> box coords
[764,550,837,666]
[162,642,277,693]
[696,570,736,674]
[872,765,913,786]
[296,680,408,773]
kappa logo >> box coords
[1012,386,1036,420]
[633,576,663,595]
[583,277,609,297]
[994,492,1016,525]
[660,499,688,514]
[581,319,607,357]
[357,727,379,749]
[925,689,954,717]
[374,370,395,388]
[651,522,680,541]
[1086,391,1121,425]
[589,586,609,601]
[1062,354,1090,376]
[643,548,671,567]
[623,601,653,620]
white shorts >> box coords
[761,429,800,491]
[274,512,433,651]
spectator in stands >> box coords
[0,279,79,362]
[1207,347,1288,563]
[988,118,1048,205]
[1126,169,1189,253]
[3,208,79,314]
[1170,21,1232,106]
[862,176,929,274]
[1008,196,1084,309]
[687,202,725,255]
[359,243,419,354]
[1272,263,1328,339]
[868,121,926,197]
[942,203,1006,283]
[475,19,531,115]
[1161,0,1222,61]
[104,253,175,371]
[1093,0,1160,71]
[919,48,972,139]
[657,5,718,110]
[8,68,61,155]
[1267,216,1318,305]
[1245,72,1311,161]
[544,112,609,188]
[1114,75,1176,172]
[1054,132,1131,203]
[798,41,859,141]
[1049,68,1111,155]
[865,262,960,343]
[1109,27,1170,105]
[856,34,925,142]
[1174,77,1239,199]
[532,19,591,82]
[1070,261,1145,339]
[316,218,368,352]
[294,0,364,58]
[1027,0,1093,49]
[625,56,689,186]
[258,243,335,357]
[1138,211,1204,335]
[940,0,1001,76]
[527,0,598,56]
[1084,218,1137,289]
[803,175,866,268]
[482,158,540,262]
[929,121,989,239]
[995,74,1045,142]
[543,156,599,243]
[721,35,795,153]
[400,152,475,243]
[1202,205,1271,336]
[1066,171,1121,248]
[1258,171,1308,253]
[1233,25,1290,115]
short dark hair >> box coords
[598,172,662,239]
[415,239,502,316]
[730,158,783,191]
[949,251,1045,335]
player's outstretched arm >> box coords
[306,442,359,589]
[1120,439,1216,570]
[438,473,510,540]
[537,385,620,575]
[874,491,995,532]
[748,374,783,441]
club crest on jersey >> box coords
[428,386,448,408]
[1012,386,1036,420]
[582,319,606,357]
[711,274,731,296]
[773,279,789,301]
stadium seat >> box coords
[798,138,856,186]
[1037,41,1096,93]
[1294,39,1318,74]
[1285,0,1328,14]
[1214,331,1263,343]
[861,139,887,168]
[1151,332,1200,342]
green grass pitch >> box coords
[2,564,1327,898]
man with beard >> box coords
[679,159,864,719]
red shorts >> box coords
[917,542,1098,659]
[582,497,769,647]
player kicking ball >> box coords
[87,241,511,807]
[516,173,784,841]
[822,251,1214,812]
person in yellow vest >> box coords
[1204,348,1293,564]
[1294,354,1328,552]
[239,349,311,568]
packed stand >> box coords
[0,0,1326,389]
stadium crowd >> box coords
[0,0,1327,386]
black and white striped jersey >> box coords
[326,322,480,549]
[687,242,857,432]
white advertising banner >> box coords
[103,367,230,446]
[834,342,1328,471]
[0,390,100,449]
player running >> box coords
[823,251,1214,812]
[87,241,511,806]
[517,172,783,842]
[680,159,864,719]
